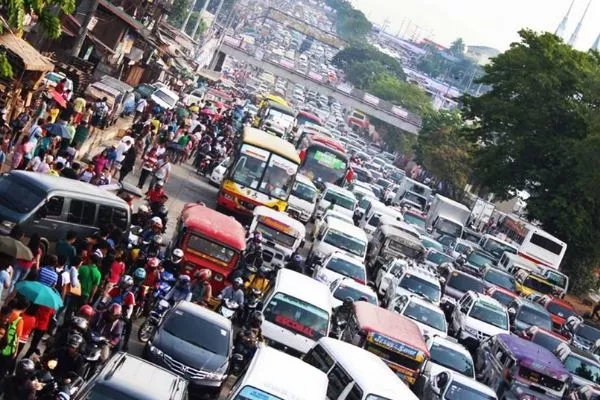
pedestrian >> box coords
[150,154,171,189]
[60,161,80,179]
[16,307,35,358]
[135,97,147,121]
[79,164,95,183]
[137,147,157,189]
[11,234,41,291]
[34,154,53,174]
[91,97,108,135]
[37,254,59,288]
[103,250,125,296]
[118,145,136,183]
[72,96,86,124]
[0,297,29,376]
[93,149,109,177]
[0,260,12,306]
[77,253,102,306]
[11,135,30,170]
[23,304,54,358]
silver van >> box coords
[0,171,130,250]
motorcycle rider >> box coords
[163,275,192,303]
[245,264,271,293]
[90,303,124,361]
[46,315,89,354]
[141,217,163,244]
[0,358,36,400]
[286,253,304,275]
[103,275,135,351]
[245,232,263,256]
[219,277,245,306]
[42,333,86,380]
[131,204,152,229]
[162,248,184,275]
[332,297,354,330]
[190,269,213,306]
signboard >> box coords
[279,58,295,69]
[369,332,419,358]
[363,93,380,105]
[336,82,353,94]
[392,106,409,118]
[313,150,345,170]
[308,71,322,82]
[223,35,241,47]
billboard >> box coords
[363,93,380,105]
[265,8,345,49]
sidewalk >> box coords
[78,116,133,163]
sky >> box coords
[350,0,600,51]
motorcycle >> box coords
[241,288,262,325]
[219,299,240,320]
[231,330,259,375]
[197,155,213,175]
[138,299,171,343]
[34,360,83,400]
[82,333,109,379]
[132,284,151,320]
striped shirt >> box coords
[38,266,58,288]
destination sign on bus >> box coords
[313,150,345,170]
[369,332,419,358]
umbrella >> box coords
[175,106,190,119]
[0,236,32,260]
[45,123,71,139]
[15,281,63,309]
[48,90,67,108]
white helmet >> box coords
[138,204,149,213]
[151,216,163,227]
[172,248,184,260]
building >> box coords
[465,45,500,66]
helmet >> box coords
[151,216,163,227]
[119,275,134,290]
[152,235,163,245]
[172,248,184,260]
[67,333,84,350]
[178,275,191,284]
[146,257,160,268]
[133,267,147,281]
[107,303,122,318]
[159,205,168,215]
[292,254,302,264]
[70,316,89,334]
[250,310,264,328]
[233,277,244,287]
[78,305,94,320]
[194,269,212,281]
[252,232,263,243]
[138,204,149,213]
[342,297,354,308]
[15,358,35,379]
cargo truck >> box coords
[426,195,470,239]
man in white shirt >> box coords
[135,98,147,120]
[150,154,172,189]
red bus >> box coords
[296,134,351,187]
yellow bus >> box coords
[217,127,301,216]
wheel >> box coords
[138,320,153,343]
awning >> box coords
[0,34,53,72]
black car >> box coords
[144,301,233,397]
[74,352,188,400]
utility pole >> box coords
[191,0,212,39]
[182,0,200,33]
[71,0,100,57]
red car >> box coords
[486,286,518,307]
[521,325,569,353]
[539,295,577,333]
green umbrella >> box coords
[15,281,63,310]
[175,106,190,119]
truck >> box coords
[393,177,433,206]
[425,195,470,240]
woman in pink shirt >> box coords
[104,251,125,295]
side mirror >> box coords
[36,205,48,219]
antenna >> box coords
[556,0,576,39]
[569,0,592,46]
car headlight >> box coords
[214,273,224,282]
[148,342,164,357]
[203,371,225,381]
[0,220,15,231]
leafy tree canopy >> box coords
[323,0,371,41]
[462,29,600,292]
[333,43,405,81]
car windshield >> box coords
[447,273,484,294]
[255,222,296,248]
[376,178,391,189]
[234,386,283,400]
[399,274,441,303]
[436,219,462,238]
[470,301,508,330]
[324,190,355,210]
[489,290,515,306]
[427,251,454,266]
[186,234,235,264]
[403,301,447,332]
[546,302,576,319]
[576,324,600,343]
[482,238,517,258]
[403,192,426,209]
[467,252,496,270]
[519,306,552,330]
[430,343,474,377]
[484,269,516,291]
[403,212,426,229]
[545,271,568,288]
[532,332,563,353]
[0,175,45,214]
[324,229,366,257]
[445,382,495,400]
[291,181,317,203]
[421,237,444,252]
[523,276,555,295]
[333,284,377,304]
[325,256,366,282]
[153,90,177,107]
[264,292,329,339]
[163,309,230,355]
[267,109,295,128]
[564,355,600,384]
[231,144,298,201]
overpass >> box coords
[212,37,422,135]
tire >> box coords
[138,320,154,343]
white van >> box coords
[359,201,403,238]
[151,86,179,110]
[287,174,318,223]
[309,218,368,263]
[262,269,332,356]
[304,337,418,400]
[249,206,306,269]
[497,252,541,274]
[226,346,327,400]
[314,183,357,220]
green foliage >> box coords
[462,29,600,293]
[369,74,432,115]
[449,38,465,56]
[333,43,405,81]
[185,12,208,38]
[0,52,13,77]
[323,0,371,41]
[415,110,473,199]
[417,38,480,90]
[372,118,417,156]
[168,0,192,28]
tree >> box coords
[369,74,432,114]
[462,29,600,293]
[333,43,406,81]
[415,110,474,199]
[323,0,371,41]
[345,60,388,88]
[168,0,192,28]
[449,38,465,57]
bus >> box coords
[348,110,369,131]
[217,127,301,216]
[295,110,322,128]
[296,134,350,188]
[497,214,567,269]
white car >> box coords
[314,183,357,220]
[388,295,448,338]
[287,174,318,223]
[375,258,408,296]
[209,157,230,186]
[328,277,378,308]
[311,208,354,240]
[449,291,510,346]
[313,252,367,286]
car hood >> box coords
[425,361,473,380]
[288,196,315,213]
[466,316,509,336]
[154,329,228,372]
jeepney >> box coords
[367,224,425,272]
[173,203,246,293]
[341,301,429,385]
[248,206,306,269]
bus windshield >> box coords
[186,235,235,264]
[231,144,298,201]
[267,109,295,128]
[264,292,329,339]
[300,146,348,185]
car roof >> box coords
[326,218,367,239]
[317,338,418,399]
[429,336,471,357]
[241,346,328,400]
[335,277,375,296]
[449,372,498,397]
[471,292,506,310]
[406,295,443,312]
[324,183,355,198]
[295,173,317,187]
[91,353,186,400]
[253,206,305,235]
[327,251,365,266]
[175,301,232,330]
[274,269,332,313]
